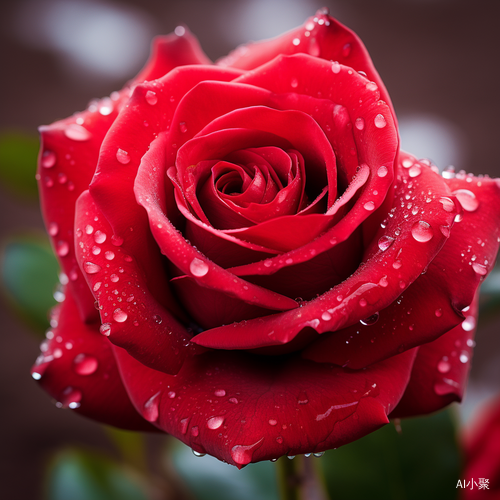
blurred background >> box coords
[1,0,500,498]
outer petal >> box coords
[391,174,500,417]
[218,9,394,119]
[74,191,197,375]
[134,28,211,83]
[113,345,417,467]
[31,293,155,431]
[303,164,500,368]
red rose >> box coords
[33,10,500,466]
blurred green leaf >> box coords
[320,408,461,500]
[172,442,279,500]
[46,449,150,500]
[104,426,148,472]
[0,130,39,198]
[1,234,58,334]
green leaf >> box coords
[0,130,39,198]
[320,408,461,500]
[104,426,148,472]
[171,442,279,500]
[46,449,150,500]
[1,234,59,333]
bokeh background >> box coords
[1,0,500,498]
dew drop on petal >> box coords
[378,235,394,251]
[191,426,199,437]
[143,391,160,422]
[58,386,83,409]
[111,235,124,246]
[56,241,69,257]
[42,150,56,168]
[437,357,451,373]
[408,165,422,178]
[411,221,433,242]
[364,201,375,211]
[331,61,341,73]
[113,308,128,323]
[73,353,98,375]
[452,189,479,212]
[360,312,379,326]
[116,148,130,164]
[105,250,115,260]
[83,262,101,274]
[145,90,158,105]
[435,308,443,317]
[462,316,476,332]
[439,197,455,212]
[459,352,469,364]
[192,450,206,457]
[207,416,224,430]
[290,78,298,88]
[99,323,111,336]
[366,81,378,91]
[231,439,264,466]
[65,124,92,141]
[268,419,277,426]
[190,258,209,277]
[440,225,451,237]
[355,118,364,130]
[94,230,106,244]
[377,165,388,177]
[374,114,387,128]
[321,311,332,321]
[180,417,190,434]
[214,389,226,397]
[179,121,188,133]
[472,262,488,276]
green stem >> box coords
[277,455,304,500]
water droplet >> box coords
[459,352,469,364]
[83,262,101,274]
[153,314,162,324]
[452,189,478,212]
[462,316,476,332]
[229,397,239,404]
[214,389,226,397]
[73,353,98,375]
[191,426,199,437]
[85,225,94,235]
[179,121,188,133]
[231,439,264,466]
[374,114,387,128]
[360,312,379,326]
[439,197,455,213]
[411,221,433,242]
[64,124,92,141]
[207,416,225,430]
[467,339,476,348]
[472,262,487,276]
[379,276,389,287]
[292,37,301,46]
[192,450,206,457]
[408,165,422,178]
[175,25,186,36]
[290,78,298,88]
[105,250,115,260]
[167,391,176,398]
[364,201,375,211]
[94,230,106,244]
[439,225,451,238]
[111,235,123,246]
[321,311,332,321]
[98,98,113,116]
[435,308,442,317]
[190,258,209,277]
[298,391,309,405]
[437,357,451,373]
[56,241,69,257]
[366,81,378,91]
[145,90,158,105]
[99,323,111,336]
[143,391,160,422]
[180,417,190,434]
[110,274,119,283]
[359,298,367,307]
[355,117,364,130]
[42,150,56,168]
[58,386,82,409]
[378,235,394,251]
[113,308,128,323]
[276,436,283,444]
[393,260,402,270]
[331,61,341,73]
[314,452,325,458]
[377,165,388,177]
[116,148,130,164]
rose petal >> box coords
[134,28,211,83]
[390,294,479,418]
[113,344,416,466]
[74,191,197,375]
[193,159,457,351]
[31,294,155,431]
[135,132,298,312]
[217,9,394,119]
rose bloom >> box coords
[33,9,500,466]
